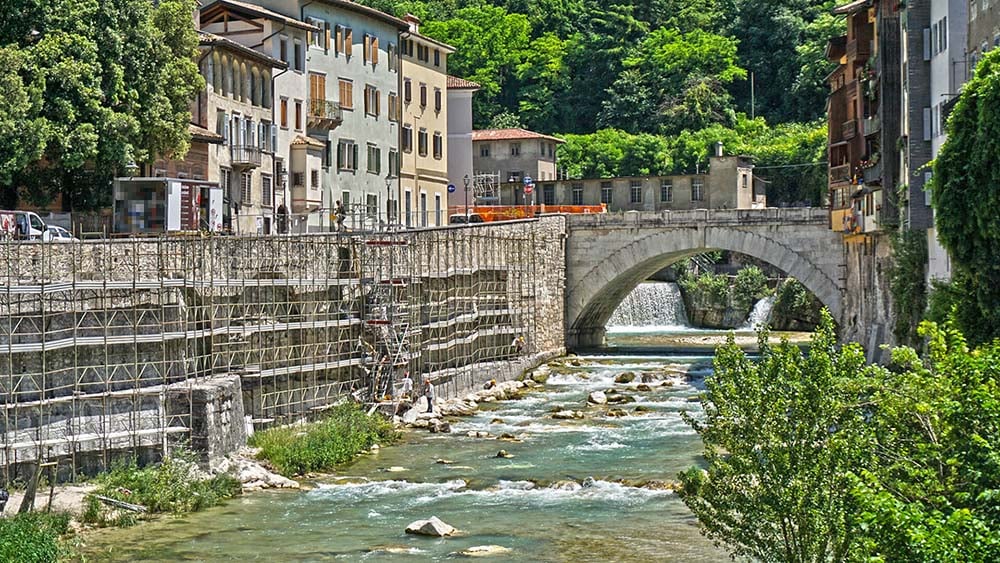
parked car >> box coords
[449,213,485,225]
[0,210,47,240]
[44,225,79,242]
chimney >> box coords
[404,13,421,34]
[714,141,724,158]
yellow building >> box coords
[399,15,454,228]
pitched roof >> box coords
[314,0,408,30]
[198,32,287,69]
[472,128,565,144]
[201,0,320,31]
[447,75,481,90]
[832,0,870,15]
[291,135,325,149]
[189,123,224,143]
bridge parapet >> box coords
[565,207,829,228]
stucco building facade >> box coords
[446,76,479,209]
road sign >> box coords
[524,184,534,195]
[523,176,533,185]
[447,184,456,193]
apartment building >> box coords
[201,0,329,233]
[472,128,564,205]
[968,0,1000,65]
[493,152,756,212]
[446,76,480,209]
[251,0,407,231]
[399,15,454,228]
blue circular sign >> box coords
[447,184,456,193]
[523,176,533,185]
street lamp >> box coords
[463,174,471,220]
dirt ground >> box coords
[1,484,95,518]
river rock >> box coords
[641,373,657,383]
[216,456,300,491]
[430,421,451,434]
[606,392,635,405]
[587,391,608,405]
[633,405,653,414]
[496,450,514,459]
[458,545,513,557]
[570,359,582,367]
[636,384,652,392]
[436,459,454,465]
[498,433,519,441]
[661,381,675,387]
[405,516,456,537]
[614,372,636,384]
[411,419,431,429]
[552,410,583,420]
[530,371,550,384]
[490,418,505,424]
[606,408,628,418]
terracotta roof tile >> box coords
[447,75,481,90]
[189,123,223,143]
[203,0,320,31]
[472,128,565,144]
[291,135,325,149]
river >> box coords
[81,283,805,562]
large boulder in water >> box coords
[458,545,513,557]
[587,391,608,405]
[552,410,583,420]
[405,516,456,537]
[614,372,636,384]
[530,371,549,384]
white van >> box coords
[0,210,47,240]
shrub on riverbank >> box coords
[83,451,240,527]
[770,278,822,331]
[250,402,398,477]
[0,511,71,563]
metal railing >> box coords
[308,99,343,127]
[842,120,857,140]
[230,145,262,167]
[829,164,851,184]
[863,116,881,136]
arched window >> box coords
[250,68,258,106]
[241,62,250,102]
[222,54,231,96]
[212,51,222,93]
[261,70,271,108]
[233,61,242,100]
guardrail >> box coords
[565,207,829,227]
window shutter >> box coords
[923,107,932,140]
[325,23,331,51]
[923,28,931,61]
[345,29,352,57]
[337,142,343,169]
[375,91,381,116]
[223,115,230,143]
[352,144,358,169]
[364,87,369,114]
[307,30,313,47]
[373,37,379,65]
[335,26,342,54]
[270,124,277,152]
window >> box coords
[364,85,380,116]
[418,128,428,157]
[660,179,673,202]
[435,194,442,226]
[941,17,947,52]
[404,190,412,228]
[367,144,381,174]
[279,36,289,64]
[434,49,440,66]
[419,83,427,107]
[325,140,332,168]
[293,39,304,71]
[307,18,325,48]
[692,179,704,202]
[432,132,443,160]
[434,88,442,112]
[339,79,353,109]
[294,100,302,130]
[402,125,413,152]
[420,192,427,227]
[336,27,352,57]
[510,143,521,157]
[404,79,412,103]
[262,174,273,206]
[310,169,320,189]
[240,171,252,205]
[508,171,523,183]
[543,184,555,205]
[480,145,490,157]
[548,143,554,158]
[388,93,398,121]
[292,171,304,187]
[280,99,288,128]
[630,180,642,204]
[337,140,358,171]
[388,149,399,176]
[571,183,584,205]
[363,34,379,65]
[221,168,233,201]
[601,181,612,205]
[387,43,397,72]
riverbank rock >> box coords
[633,405,653,414]
[405,516,456,537]
[605,392,636,405]
[458,545,513,557]
[614,372,636,384]
[430,421,451,434]
[587,391,608,405]
[467,431,492,438]
[635,384,652,392]
[606,408,628,418]
[552,410,584,420]
[490,418,505,424]
[530,371,550,385]
[496,450,515,459]
[215,455,300,491]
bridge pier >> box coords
[566,327,606,350]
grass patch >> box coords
[0,511,72,563]
[82,450,241,527]
[250,402,399,477]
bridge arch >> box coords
[565,214,844,348]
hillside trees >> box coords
[0,0,203,210]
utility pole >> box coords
[750,72,756,120]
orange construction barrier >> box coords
[448,204,606,223]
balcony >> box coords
[847,38,871,61]
[842,120,857,140]
[863,160,883,185]
[230,145,262,168]
[863,116,881,136]
[829,164,851,185]
[308,99,343,130]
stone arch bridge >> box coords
[564,208,845,348]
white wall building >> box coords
[445,75,479,209]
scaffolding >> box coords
[1,221,551,483]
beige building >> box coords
[495,153,758,212]
[399,15,454,228]
[473,129,564,198]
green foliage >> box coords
[890,229,929,346]
[771,278,822,325]
[558,129,671,179]
[925,278,962,325]
[250,402,399,477]
[0,511,72,563]
[679,311,877,561]
[731,266,769,310]
[92,451,240,519]
[931,48,1000,343]
[679,271,732,305]
[0,0,203,210]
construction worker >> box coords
[399,371,413,400]
[423,377,435,413]
[334,200,346,232]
